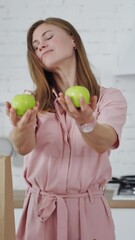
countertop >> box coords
[13,186,135,209]
[104,189,135,208]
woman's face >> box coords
[32,23,76,71]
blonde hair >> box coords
[27,17,100,111]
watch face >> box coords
[78,118,96,133]
[81,125,93,133]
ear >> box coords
[72,39,76,49]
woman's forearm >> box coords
[80,123,117,153]
[10,126,36,155]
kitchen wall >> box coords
[0,0,135,186]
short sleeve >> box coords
[96,87,127,149]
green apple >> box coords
[65,86,90,108]
[11,94,36,116]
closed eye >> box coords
[33,46,38,51]
[32,36,53,51]
[44,35,53,41]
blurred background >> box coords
[0,1,135,239]
[0,0,135,187]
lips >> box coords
[41,50,53,61]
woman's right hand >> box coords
[5,101,39,131]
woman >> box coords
[6,17,127,240]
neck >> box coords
[52,58,77,93]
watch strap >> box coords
[77,117,96,133]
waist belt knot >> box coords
[26,187,104,240]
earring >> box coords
[73,40,77,49]
[73,43,77,50]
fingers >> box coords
[6,101,20,126]
[79,95,97,111]
[65,95,78,113]
[17,106,38,129]
[90,96,97,111]
[58,92,78,112]
[5,101,11,116]
[79,97,89,112]
[57,93,97,125]
[17,110,32,129]
[6,100,39,128]
[17,109,37,131]
[65,94,98,124]
[57,93,69,111]
[36,101,40,108]
[58,93,92,114]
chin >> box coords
[43,60,61,72]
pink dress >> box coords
[16,86,127,240]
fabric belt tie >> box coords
[26,187,104,240]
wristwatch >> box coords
[77,117,96,133]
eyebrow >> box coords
[32,30,53,44]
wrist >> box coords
[14,125,34,134]
[77,117,97,133]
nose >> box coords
[38,41,48,51]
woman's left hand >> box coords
[57,92,97,125]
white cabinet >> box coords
[112,208,135,240]
[14,208,135,238]
[14,209,23,232]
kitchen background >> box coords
[0,0,135,190]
